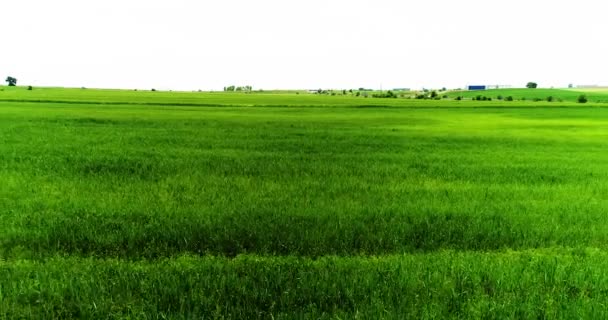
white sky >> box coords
[2,0,607,90]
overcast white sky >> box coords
[1,0,607,90]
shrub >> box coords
[546,96,553,102]
[27,86,33,91]
[372,91,397,99]
[578,95,588,103]
[455,96,462,101]
[504,96,513,101]
[497,95,503,100]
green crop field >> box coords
[447,88,608,103]
[4,87,608,318]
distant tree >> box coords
[151,88,156,92]
[224,85,236,92]
[578,95,588,103]
[430,91,438,98]
[526,82,538,89]
[27,86,33,90]
[546,96,554,102]
[5,76,17,86]
[455,96,462,101]
[355,92,360,97]
[342,89,347,95]
[568,83,574,88]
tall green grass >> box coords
[2,250,608,319]
[4,90,608,317]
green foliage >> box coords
[546,96,554,102]
[5,76,17,86]
[372,90,397,98]
[505,96,514,101]
[526,82,538,89]
[578,95,588,103]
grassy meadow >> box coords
[3,86,608,318]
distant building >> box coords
[467,85,512,90]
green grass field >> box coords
[3,87,608,318]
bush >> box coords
[546,96,553,102]
[578,95,588,103]
[372,91,397,99]
[455,96,462,101]
[505,96,514,101]
[497,95,503,100]
[27,86,33,91]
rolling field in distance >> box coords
[3,87,608,318]
[3,85,608,106]
[447,88,608,103]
